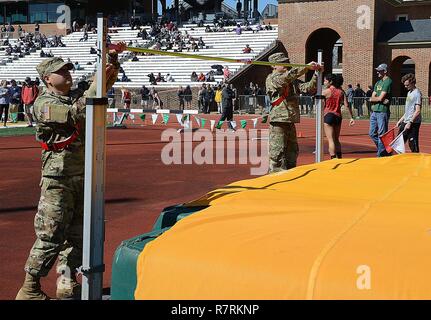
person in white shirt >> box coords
[165,73,174,82]
[396,73,422,153]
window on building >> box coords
[0,2,28,24]
[29,4,48,23]
[47,3,63,23]
[29,2,64,23]
[0,4,5,25]
[396,14,408,21]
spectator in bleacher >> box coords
[206,70,215,82]
[242,44,253,54]
[167,21,175,31]
[148,73,157,85]
[205,25,211,33]
[191,71,198,82]
[235,24,242,35]
[138,28,148,40]
[34,23,40,34]
[72,20,78,32]
[198,37,205,49]
[140,85,150,108]
[166,73,174,82]
[198,72,206,82]
[184,85,192,109]
[90,47,97,54]
[34,77,40,86]
[190,40,198,52]
[7,23,15,38]
[131,53,139,62]
[0,80,10,127]
[79,31,88,42]
[9,79,21,123]
[198,20,204,28]
[223,66,231,80]
[121,73,130,82]
[21,77,39,127]
[18,25,23,38]
[73,61,81,72]
[265,22,273,30]
[156,72,165,83]
[253,23,263,33]
[177,86,185,110]
[0,24,6,39]
[213,65,223,75]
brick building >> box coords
[278,0,431,97]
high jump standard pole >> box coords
[82,13,108,300]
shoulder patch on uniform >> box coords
[42,105,51,120]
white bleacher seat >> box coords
[0,24,278,89]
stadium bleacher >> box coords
[0,24,278,89]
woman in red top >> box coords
[121,87,132,109]
[323,74,355,159]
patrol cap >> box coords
[36,57,74,79]
[268,52,290,64]
[375,63,388,72]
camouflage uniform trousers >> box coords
[24,175,84,278]
[268,122,299,173]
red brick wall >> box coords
[279,0,376,90]
[278,0,431,96]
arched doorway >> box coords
[305,28,342,81]
[390,56,415,97]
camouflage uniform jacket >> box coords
[266,67,317,123]
[33,55,119,177]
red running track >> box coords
[0,116,429,299]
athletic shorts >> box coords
[324,112,342,126]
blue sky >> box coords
[166,0,278,12]
[224,0,278,12]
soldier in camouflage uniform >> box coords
[266,52,323,173]
[16,43,126,300]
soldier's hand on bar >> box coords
[308,61,324,72]
[109,41,127,54]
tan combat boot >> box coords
[15,273,49,300]
[56,274,81,300]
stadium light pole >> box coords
[82,13,108,300]
[315,49,324,162]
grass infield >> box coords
[0,126,36,137]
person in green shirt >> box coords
[368,63,392,157]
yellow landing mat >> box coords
[135,154,431,299]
